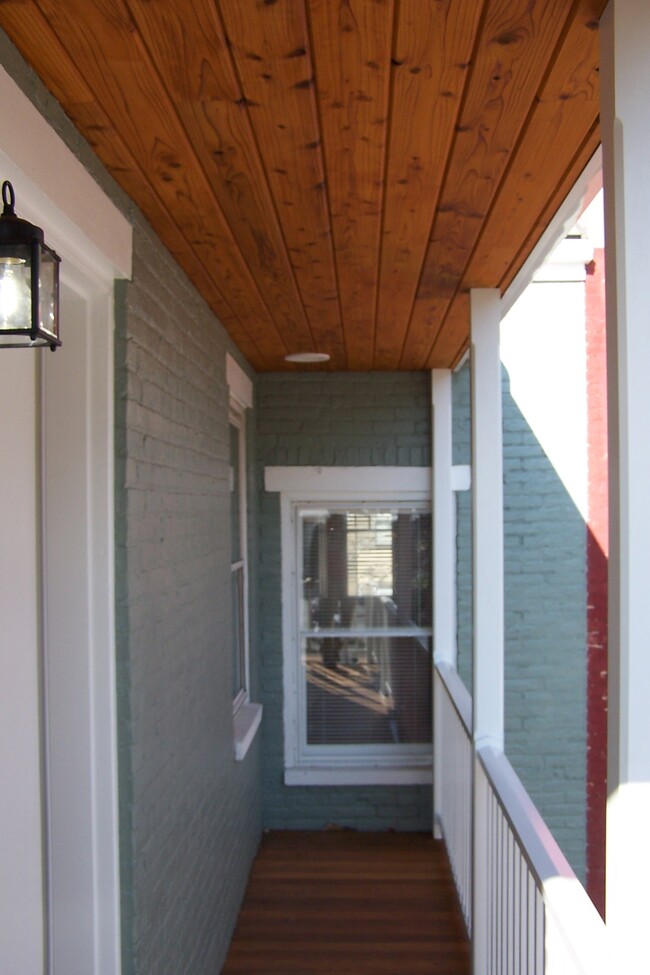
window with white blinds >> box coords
[297,504,432,765]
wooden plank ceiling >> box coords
[0,0,606,372]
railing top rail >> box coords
[434,662,608,973]
[478,744,572,884]
[478,744,608,973]
[435,661,472,736]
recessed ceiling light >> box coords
[284,351,330,363]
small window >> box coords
[266,466,433,785]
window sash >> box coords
[295,502,432,766]
[230,410,249,710]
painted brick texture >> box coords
[115,226,262,975]
[256,372,433,831]
[453,363,587,881]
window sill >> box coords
[233,702,263,761]
[284,765,432,786]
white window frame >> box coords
[265,466,434,786]
[227,354,262,759]
[229,406,249,712]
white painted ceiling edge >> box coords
[0,65,132,294]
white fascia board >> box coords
[265,466,431,497]
[0,66,132,290]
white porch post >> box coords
[432,368,455,837]
[601,1,650,965]
[432,369,456,667]
[470,289,504,975]
[470,289,505,751]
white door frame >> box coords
[0,65,131,975]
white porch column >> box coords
[601,1,650,963]
[470,289,504,975]
[432,369,456,667]
[432,368,455,838]
[470,289,504,751]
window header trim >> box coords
[265,465,431,497]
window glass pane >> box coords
[300,509,432,630]
[299,506,432,753]
[231,565,246,699]
[38,246,57,337]
[230,422,241,563]
[303,634,431,745]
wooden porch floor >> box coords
[222,831,471,974]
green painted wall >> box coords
[256,372,433,831]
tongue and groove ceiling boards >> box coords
[0,0,606,371]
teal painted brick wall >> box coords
[115,228,262,975]
[453,362,587,880]
[0,29,263,975]
[256,372,433,831]
[501,365,586,881]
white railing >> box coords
[434,662,473,932]
[435,663,609,974]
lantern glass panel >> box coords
[0,244,31,342]
[38,243,58,339]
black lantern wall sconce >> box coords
[0,180,61,350]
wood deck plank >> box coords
[222,831,471,975]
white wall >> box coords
[500,191,604,522]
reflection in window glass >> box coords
[299,507,432,752]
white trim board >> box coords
[265,465,465,496]
[265,466,431,496]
